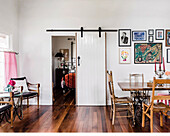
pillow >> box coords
[12,79,29,92]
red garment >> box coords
[62,73,75,88]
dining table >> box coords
[118,82,170,91]
[118,82,170,123]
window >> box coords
[0,33,10,91]
[0,33,9,49]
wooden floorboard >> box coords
[0,90,170,132]
[0,105,170,132]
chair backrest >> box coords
[107,71,115,100]
[11,77,26,81]
[129,73,144,84]
[10,77,28,92]
[152,77,170,103]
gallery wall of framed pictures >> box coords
[118,28,170,65]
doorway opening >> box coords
[52,36,76,105]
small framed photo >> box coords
[148,29,154,35]
[119,29,131,47]
[167,49,170,63]
[60,49,69,61]
[132,31,147,41]
[148,36,154,43]
[155,29,164,40]
[166,30,170,46]
[119,48,131,64]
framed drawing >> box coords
[132,31,147,41]
[60,49,69,61]
[167,49,170,63]
[119,48,131,64]
[148,36,154,43]
[134,43,162,64]
[119,29,131,47]
[155,29,164,40]
[148,29,154,35]
[165,30,170,46]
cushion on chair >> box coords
[11,77,29,92]
[0,104,12,113]
[22,91,38,97]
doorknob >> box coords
[78,56,80,66]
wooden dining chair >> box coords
[142,77,170,132]
[0,92,14,127]
[107,71,135,125]
[129,73,150,103]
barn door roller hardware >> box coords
[46,27,117,38]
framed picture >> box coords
[148,36,154,43]
[148,29,154,35]
[155,29,164,40]
[119,48,131,64]
[165,30,170,46]
[118,29,131,47]
[134,43,162,64]
[167,49,170,63]
[60,49,69,61]
[132,31,147,41]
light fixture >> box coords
[55,52,64,57]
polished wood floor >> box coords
[0,105,170,132]
[0,90,170,132]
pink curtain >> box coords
[4,52,18,85]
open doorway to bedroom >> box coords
[52,36,76,105]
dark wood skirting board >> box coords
[0,105,169,132]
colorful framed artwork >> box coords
[132,31,147,41]
[148,36,154,43]
[60,49,69,61]
[155,29,164,40]
[134,43,162,64]
[167,49,170,63]
[148,29,154,35]
[119,48,131,64]
[119,29,131,47]
[165,30,170,46]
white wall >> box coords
[18,0,170,105]
[0,0,19,89]
[0,0,19,52]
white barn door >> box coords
[77,32,106,105]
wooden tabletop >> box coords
[118,82,170,91]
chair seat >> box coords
[22,92,38,97]
[115,97,133,103]
[153,102,170,111]
[0,104,12,113]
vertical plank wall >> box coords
[77,32,106,105]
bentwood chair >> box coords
[142,77,170,132]
[107,71,135,125]
[11,77,40,109]
[0,92,14,127]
